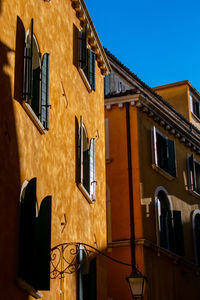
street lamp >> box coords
[126,269,146,299]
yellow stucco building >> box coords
[105,50,200,299]
[0,0,110,299]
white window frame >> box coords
[187,153,200,196]
[78,116,96,204]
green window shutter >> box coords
[34,196,52,291]
[173,210,184,256]
[18,177,37,286]
[79,29,87,71]
[167,139,176,177]
[41,53,50,129]
[78,116,83,185]
[23,18,34,101]
[89,138,95,201]
[89,49,95,90]
[187,154,195,190]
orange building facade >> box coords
[0,1,110,300]
[105,50,200,299]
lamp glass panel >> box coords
[129,277,144,297]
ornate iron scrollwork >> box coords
[50,242,95,279]
[50,242,132,279]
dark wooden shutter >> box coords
[41,53,50,129]
[187,154,195,190]
[167,139,176,177]
[89,49,95,90]
[173,210,184,256]
[79,29,87,71]
[34,196,52,290]
[18,178,37,286]
[23,18,34,101]
[89,138,95,201]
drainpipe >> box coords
[125,102,136,270]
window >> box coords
[78,246,96,300]
[78,116,95,203]
[190,92,200,119]
[151,126,176,177]
[17,178,52,298]
[23,19,50,130]
[187,154,200,194]
[155,187,184,255]
[78,27,95,92]
[192,210,200,265]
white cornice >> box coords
[105,94,200,155]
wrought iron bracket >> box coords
[50,242,132,279]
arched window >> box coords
[155,187,184,255]
[192,210,200,265]
[17,178,52,296]
[23,19,50,130]
[156,188,173,251]
[78,116,95,203]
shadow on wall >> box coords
[0,7,27,299]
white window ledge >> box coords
[78,183,94,204]
[188,189,200,199]
[16,277,43,299]
[22,101,46,134]
[78,67,92,93]
[191,112,200,122]
[152,164,175,181]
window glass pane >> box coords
[156,133,168,172]
[195,162,200,193]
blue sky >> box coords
[84,0,200,92]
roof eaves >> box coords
[104,48,200,136]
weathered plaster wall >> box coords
[138,109,200,262]
[0,0,107,299]
[153,84,190,121]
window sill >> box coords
[78,183,94,204]
[152,164,175,180]
[191,112,200,122]
[78,67,92,93]
[188,189,200,199]
[16,277,43,299]
[22,101,46,135]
